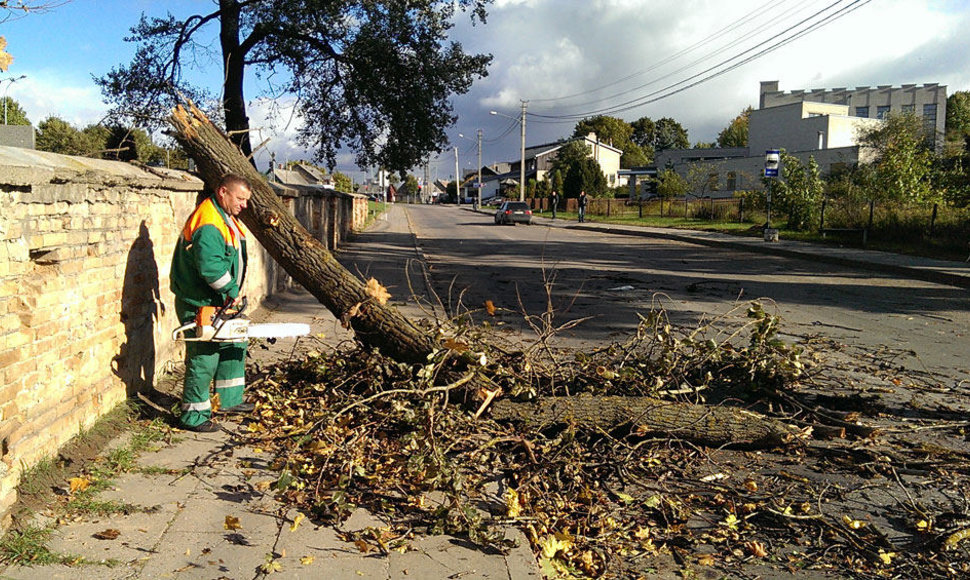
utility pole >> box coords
[476,129,483,209]
[490,103,528,202]
[519,100,527,202]
[454,146,460,204]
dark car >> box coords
[494,201,532,225]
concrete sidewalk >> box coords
[0,205,540,580]
[0,414,540,580]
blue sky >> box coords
[3,0,970,182]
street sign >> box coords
[764,149,780,177]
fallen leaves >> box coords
[224,515,242,531]
[68,476,90,494]
[93,528,120,540]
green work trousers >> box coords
[176,300,247,428]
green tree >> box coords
[656,168,688,216]
[945,91,970,155]
[572,115,647,168]
[551,140,590,174]
[716,106,751,148]
[36,116,100,156]
[400,174,420,201]
[857,112,934,203]
[551,140,607,198]
[98,1,492,173]
[630,116,656,149]
[1,96,30,125]
[654,117,689,152]
[773,153,823,231]
[333,171,353,193]
[563,158,607,198]
[686,162,721,197]
[550,169,564,195]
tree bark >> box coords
[218,0,253,160]
[491,395,801,448]
[168,103,436,363]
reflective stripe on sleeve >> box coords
[210,271,232,291]
[214,377,246,390]
[181,400,212,412]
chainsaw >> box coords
[172,297,311,342]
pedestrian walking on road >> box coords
[550,190,559,220]
[170,173,254,432]
[577,190,588,223]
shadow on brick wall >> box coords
[113,221,164,397]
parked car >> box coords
[481,196,505,207]
[494,201,533,225]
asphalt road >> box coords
[353,204,968,383]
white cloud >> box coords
[8,73,105,127]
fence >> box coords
[528,195,970,257]
[531,196,756,222]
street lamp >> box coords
[458,130,483,209]
[490,100,528,202]
[2,75,27,125]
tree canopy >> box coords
[97,1,493,174]
[716,106,751,148]
[35,116,184,167]
[1,96,30,125]
[857,111,933,203]
[572,115,648,168]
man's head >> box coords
[214,174,252,216]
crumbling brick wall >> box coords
[0,148,292,524]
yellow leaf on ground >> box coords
[697,553,717,566]
[300,555,315,565]
[224,515,242,530]
[442,338,469,353]
[484,300,496,316]
[68,476,90,494]
[290,512,305,532]
[746,540,768,558]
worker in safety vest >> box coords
[170,174,252,432]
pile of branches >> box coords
[243,302,970,578]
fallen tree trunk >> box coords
[491,395,801,448]
[168,103,800,449]
[168,103,436,363]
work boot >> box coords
[220,401,255,415]
[184,420,219,433]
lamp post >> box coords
[490,100,528,202]
[2,75,27,125]
[454,146,460,204]
[458,130,483,209]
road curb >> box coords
[558,222,970,290]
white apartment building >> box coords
[652,81,947,197]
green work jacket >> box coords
[170,196,248,308]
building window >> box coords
[876,105,890,119]
[923,103,938,124]
[726,172,737,190]
[855,106,869,118]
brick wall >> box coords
[0,147,299,525]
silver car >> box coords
[494,201,533,225]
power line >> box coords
[532,0,871,121]
[528,0,799,107]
